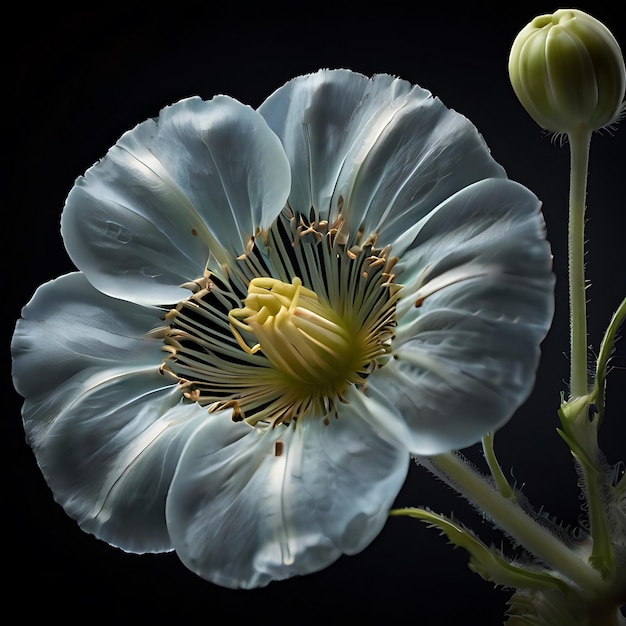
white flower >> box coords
[11,69,554,589]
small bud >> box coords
[508,9,625,134]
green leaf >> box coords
[390,507,569,593]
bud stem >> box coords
[567,125,593,399]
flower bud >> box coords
[508,9,625,134]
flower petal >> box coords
[11,271,203,553]
[258,69,505,249]
[61,96,291,305]
[34,368,204,553]
[376,178,554,454]
[259,69,410,219]
[12,272,164,435]
[166,393,409,589]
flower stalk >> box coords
[423,451,606,595]
[567,124,593,400]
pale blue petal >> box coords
[30,367,205,553]
[166,393,409,589]
[373,312,545,454]
[258,69,505,250]
[396,178,554,331]
[61,96,291,306]
[259,70,414,219]
[375,178,554,454]
[11,271,204,553]
[12,272,166,442]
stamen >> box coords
[160,210,400,427]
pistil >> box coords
[229,276,365,398]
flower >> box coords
[508,8,626,135]
[11,69,554,589]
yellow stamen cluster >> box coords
[159,212,399,428]
[229,276,373,408]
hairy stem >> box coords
[567,125,593,399]
[482,432,515,501]
[426,451,605,594]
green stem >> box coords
[560,127,623,580]
[567,125,593,399]
[428,451,605,594]
[593,296,626,421]
[482,432,515,501]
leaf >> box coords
[390,507,569,593]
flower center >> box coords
[159,210,400,427]
[229,276,370,404]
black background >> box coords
[5,2,625,623]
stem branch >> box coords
[427,451,605,594]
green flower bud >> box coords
[508,9,625,134]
